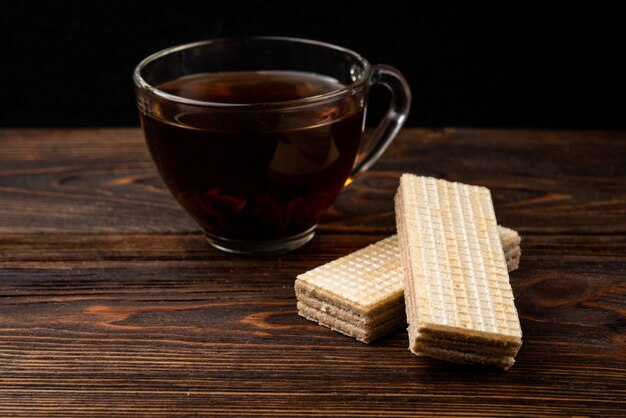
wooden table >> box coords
[1,128,624,417]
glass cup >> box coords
[133,37,411,254]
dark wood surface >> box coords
[1,128,624,417]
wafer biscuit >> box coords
[296,224,521,345]
[395,175,522,369]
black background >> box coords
[1,1,624,129]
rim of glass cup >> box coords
[133,36,373,110]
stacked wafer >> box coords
[499,226,521,271]
[395,175,522,369]
[295,226,521,344]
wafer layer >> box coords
[297,302,406,343]
[417,344,515,369]
[297,293,405,327]
[395,175,522,369]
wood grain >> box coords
[0,128,625,417]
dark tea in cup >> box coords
[134,37,410,253]
[142,71,364,242]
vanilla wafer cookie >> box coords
[295,235,406,343]
[395,175,522,369]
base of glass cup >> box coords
[204,225,317,255]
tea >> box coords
[141,71,365,241]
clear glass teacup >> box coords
[134,37,411,254]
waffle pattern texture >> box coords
[395,175,522,369]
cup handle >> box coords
[350,64,412,178]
